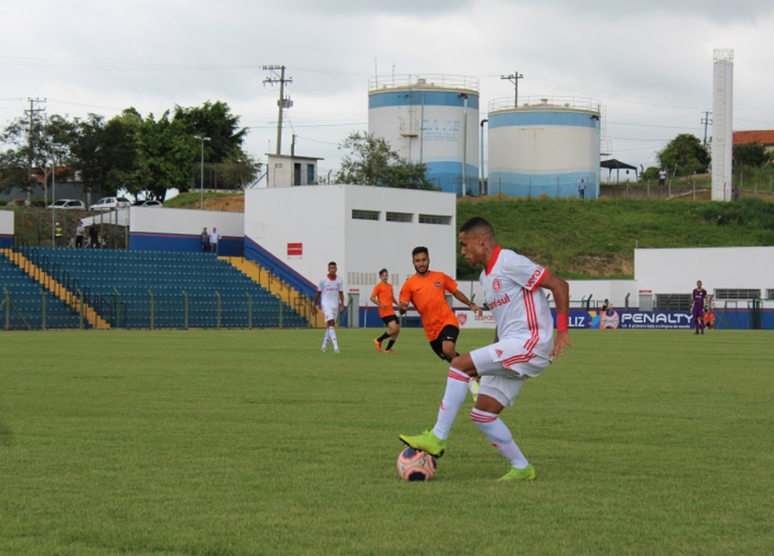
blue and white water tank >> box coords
[487,97,601,198]
[368,75,480,195]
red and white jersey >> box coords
[480,246,554,359]
[318,274,343,309]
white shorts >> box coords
[321,304,339,322]
[469,340,551,407]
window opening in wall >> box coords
[715,289,760,300]
[386,212,413,223]
[418,214,452,225]
[352,210,380,221]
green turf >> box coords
[1,329,772,554]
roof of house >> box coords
[733,130,774,146]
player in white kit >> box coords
[313,261,345,353]
[400,217,573,481]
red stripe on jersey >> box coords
[521,288,540,353]
[470,411,497,423]
[448,370,470,382]
[485,246,503,276]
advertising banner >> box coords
[568,310,693,330]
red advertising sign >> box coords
[287,243,303,257]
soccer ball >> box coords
[397,447,437,482]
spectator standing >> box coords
[55,223,64,247]
[209,227,221,254]
[75,221,86,248]
[201,227,210,252]
[658,169,667,186]
[733,186,741,201]
[88,225,99,248]
[577,179,587,199]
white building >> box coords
[244,184,456,300]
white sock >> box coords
[328,327,338,349]
[321,329,329,348]
[432,367,470,440]
[471,409,529,469]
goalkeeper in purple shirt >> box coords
[691,280,708,335]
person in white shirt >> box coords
[658,169,667,186]
[400,216,573,481]
[578,179,587,199]
[208,227,221,254]
[312,261,345,353]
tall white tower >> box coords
[712,49,733,201]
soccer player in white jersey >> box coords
[400,216,573,481]
[312,261,345,353]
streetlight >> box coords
[194,135,211,209]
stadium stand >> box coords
[0,253,83,330]
[8,247,310,329]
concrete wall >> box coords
[0,209,13,247]
[244,185,457,299]
[129,207,244,255]
[635,247,774,297]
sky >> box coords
[2,0,774,184]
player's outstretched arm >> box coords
[541,272,574,359]
[453,289,483,316]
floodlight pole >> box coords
[194,135,211,210]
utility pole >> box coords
[701,111,713,147]
[26,98,46,204]
[262,65,293,155]
[500,71,523,108]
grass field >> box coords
[1,328,773,555]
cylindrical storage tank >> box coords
[487,97,601,198]
[368,75,480,195]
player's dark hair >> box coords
[328,261,337,267]
[460,217,494,238]
[379,268,388,275]
[412,246,428,258]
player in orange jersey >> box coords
[399,246,482,362]
[370,268,400,353]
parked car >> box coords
[6,199,28,207]
[133,200,163,207]
[47,199,86,210]
[89,197,132,210]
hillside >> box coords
[457,196,774,279]
[15,190,770,281]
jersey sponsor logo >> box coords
[492,278,502,292]
[489,293,511,308]
[525,269,543,289]
[457,313,468,325]
[495,348,503,357]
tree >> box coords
[335,131,433,189]
[173,101,248,162]
[0,113,77,195]
[657,134,711,176]
[733,142,772,168]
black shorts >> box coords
[381,315,398,326]
[429,325,459,361]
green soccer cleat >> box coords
[398,430,446,458]
[497,464,536,482]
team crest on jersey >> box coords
[457,313,467,325]
[492,278,502,292]
[434,281,441,288]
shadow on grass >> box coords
[0,418,14,446]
